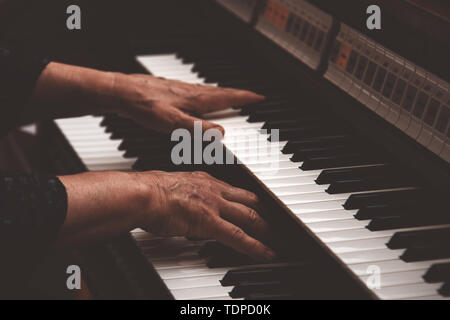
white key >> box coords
[328,237,391,254]
[171,285,231,300]
[298,209,354,223]
[157,266,229,280]
[350,259,450,276]
[373,283,442,300]
[272,184,328,196]
[360,270,427,287]
[280,192,352,205]
[165,275,225,290]
[337,248,405,264]
[305,219,368,233]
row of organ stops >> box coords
[329,39,449,138]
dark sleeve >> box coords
[0,46,50,138]
[0,174,68,247]
[0,174,68,295]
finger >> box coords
[200,87,266,111]
[173,108,225,135]
[220,186,260,211]
[210,217,276,262]
[218,199,272,239]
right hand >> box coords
[135,171,276,262]
[59,171,275,262]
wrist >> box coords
[33,62,119,115]
[75,67,119,114]
[131,171,164,228]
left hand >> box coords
[107,73,265,135]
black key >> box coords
[291,144,358,162]
[201,69,255,81]
[239,99,294,114]
[198,242,262,268]
[272,126,348,142]
[119,135,170,151]
[262,117,323,130]
[401,245,450,262]
[246,292,295,300]
[192,60,236,72]
[438,282,450,297]
[387,227,450,249]
[343,189,423,210]
[423,263,450,283]
[301,152,381,171]
[326,175,415,194]
[316,165,395,185]
[221,263,310,286]
[109,127,152,140]
[207,254,256,268]
[282,135,353,154]
[124,144,167,158]
[367,215,450,231]
[354,203,421,220]
[229,281,287,298]
[247,108,307,123]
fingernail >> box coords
[264,248,277,261]
[214,126,225,137]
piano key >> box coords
[301,153,384,171]
[326,176,416,194]
[407,295,450,300]
[423,263,450,283]
[367,215,450,231]
[305,219,368,233]
[296,209,355,223]
[164,274,225,290]
[337,248,405,264]
[171,285,231,300]
[270,184,329,197]
[277,192,352,205]
[157,265,230,280]
[343,189,421,210]
[360,270,427,287]
[220,263,310,287]
[438,282,450,297]
[152,256,208,269]
[354,204,419,220]
[373,283,442,300]
[387,227,450,249]
[350,258,450,276]
[315,165,396,185]
[401,246,450,263]
[327,237,391,254]
[282,135,354,154]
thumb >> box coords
[174,109,225,137]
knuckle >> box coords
[247,191,259,202]
[248,209,259,224]
[230,227,245,241]
[192,171,210,178]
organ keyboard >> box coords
[45,0,450,300]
